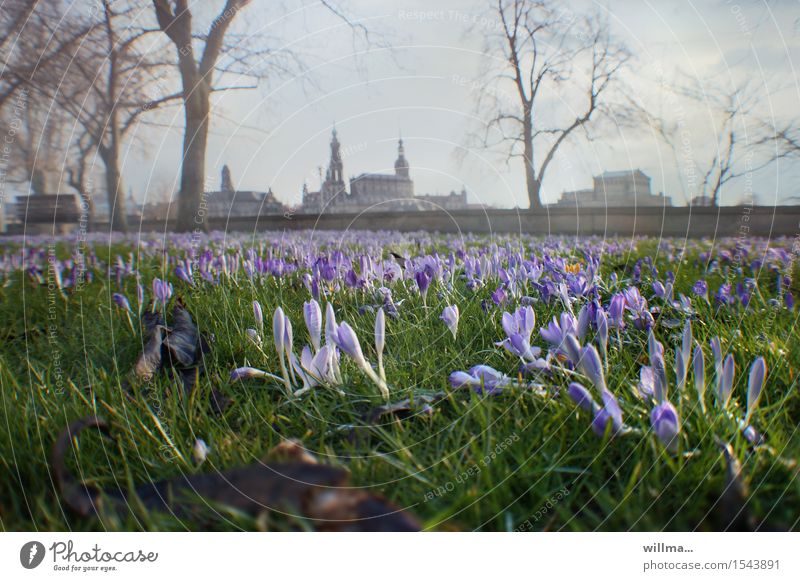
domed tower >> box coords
[327,127,344,184]
[394,137,410,179]
[321,127,347,206]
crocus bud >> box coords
[595,308,609,354]
[681,320,693,369]
[152,278,173,305]
[441,305,459,339]
[449,371,478,389]
[563,333,583,367]
[325,302,337,346]
[711,337,723,394]
[693,344,706,413]
[638,366,655,400]
[375,307,386,382]
[577,304,590,341]
[580,344,606,392]
[675,348,687,392]
[253,300,263,333]
[335,322,366,366]
[652,352,668,403]
[650,401,680,454]
[176,266,193,286]
[568,382,597,413]
[415,270,431,297]
[192,439,209,465]
[303,299,322,351]
[592,390,623,437]
[245,328,261,345]
[112,293,131,312]
[375,308,386,358]
[230,366,267,382]
[273,307,285,354]
[719,354,735,408]
[745,356,766,424]
[648,329,664,362]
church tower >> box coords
[221,164,235,193]
[394,137,410,179]
[321,127,347,205]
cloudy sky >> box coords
[123,0,800,209]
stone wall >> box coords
[204,206,800,239]
[8,205,799,239]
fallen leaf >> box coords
[53,417,420,531]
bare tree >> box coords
[152,0,373,232]
[758,122,800,162]
[477,0,630,209]
[3,1,177,231]
[152,0,258,232]
[650,80,779,207]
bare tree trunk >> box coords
[99,143,128,232]
[176,86,210,232]
[522,114,541,210]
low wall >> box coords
[176,205,800,239]
[6,206,800,239]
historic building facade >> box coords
[203,165,286,219]
[301,129,471,214]
[555,170,672,207]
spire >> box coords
[395,134,409,178]
[323,124,344,193]
[221,164,234,193]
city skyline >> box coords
[107,0,800,210]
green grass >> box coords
[0,234,798,531]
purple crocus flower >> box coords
[692,279,708,299]
[579,344,606,392]
[638,365,655,400]
[152,278,173,306]
[333,320,389,398]
[112,293,131,312]
[449,370,479,389]
[333,321,365,364]
[650,401,680,453]
[714,283,733,307]
[576,303,592,341]
[675,320,692,392]
[693,344,706,413]
[719,354,735,408]
[253,300,264,333]
[414,270,431,300]
[175,265,193,286]
[441,305,460,339]
[491,285,508,306]
[468,365,510,395]
[745,356,766,424]
[539,312,578,348]
[608,293,626,328]
[652,281,666,299]
[592,390,623,437]
[502,305,536,342]
[303,299,322,351]
[710,337,723,395]
[595,307,609,356]
[567,382,597,413]
[230,366,268,382]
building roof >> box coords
[351,173,410,182]
[596,169,649,180]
